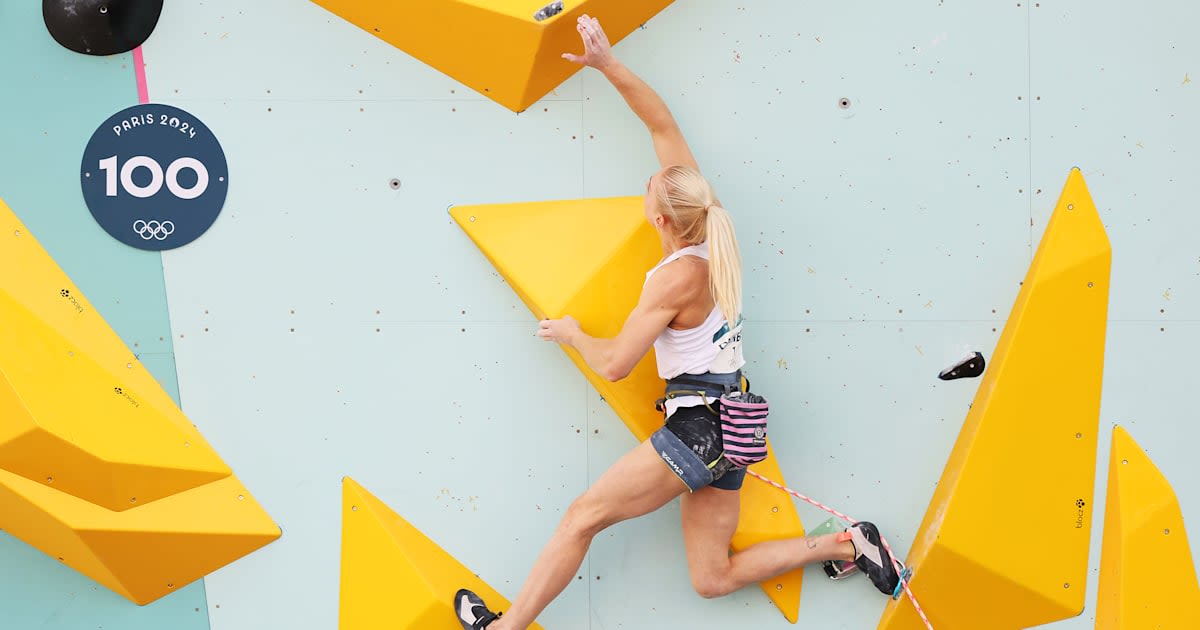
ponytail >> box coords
[654,165,744,329]
[705,204,742,329]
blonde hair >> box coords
[652,165,743,328]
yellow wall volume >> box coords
[879,169,1112,629]
[339,477,542,629]
[308,0,675,112]
[0,198,280,605]
[1096,426,1200,629]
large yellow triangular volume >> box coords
[0,463,280,604]
[450,198,805,622]
[0,199,230,512]
[0,198,280,604]
[1096,426,1200,629]
[339,478,542,629]
[308,0,674,112]
[879,168,1112,630]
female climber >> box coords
[455,14,900,630]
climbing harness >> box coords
[656,372,770,468]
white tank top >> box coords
[644,242,745,381]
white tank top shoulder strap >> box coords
[644,242,709,285]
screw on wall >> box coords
[838,97,856,120]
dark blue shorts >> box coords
[650,401,746,492]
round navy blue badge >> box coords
[80,104,228,251]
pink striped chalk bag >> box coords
[718,391,769,467]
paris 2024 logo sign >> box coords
[81,104,228,251]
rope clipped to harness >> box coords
[745,469,935,630]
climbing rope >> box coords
[745,469,935,630]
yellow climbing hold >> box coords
[1096,426,1200,629]
[0,199,231,511]
[0,470,280,604]
[0,198,280,604]
[308,0,674,112]
[450,197,805,622]
[340,477,540,629]
[878,168,1112,629]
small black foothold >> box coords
[939,351,986,380]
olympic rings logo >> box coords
[132,219,175,241]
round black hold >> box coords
[388,178,401,190]
[44,0,164,56]
[838,98,852,109]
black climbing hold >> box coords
[938,351,986,380]
[44,0,164,56]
